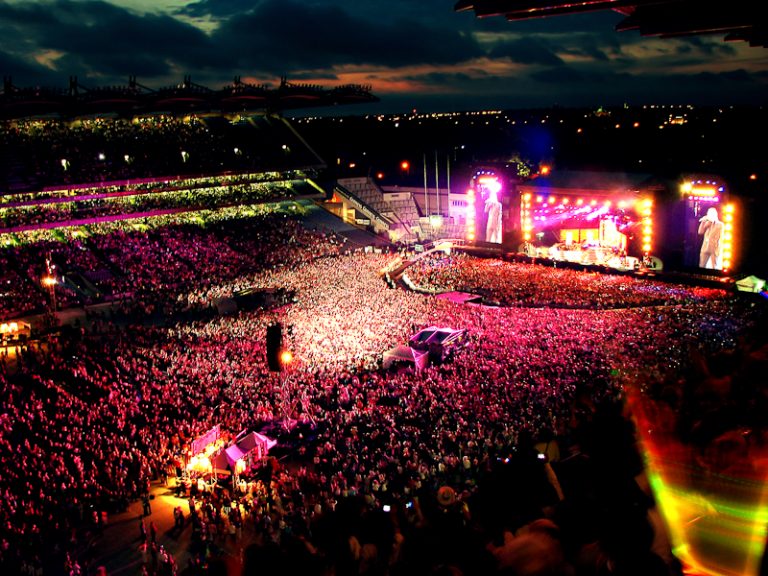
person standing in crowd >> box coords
[142,492,152,517]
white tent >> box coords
[736,275,766,293]
[382,345,429,371]
[213,431,277,472]
[237,432,277,458]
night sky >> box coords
[1,0,766,113]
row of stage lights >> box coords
[722,204,735,270]
[640,199,653,254]
[522,193,533,241]
[466,188,476,241]
[533,195,640,208]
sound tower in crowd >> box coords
[266,322,283,372]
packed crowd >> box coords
[405,251,730,309]
[0,171,303,207]
[1,225,764,575]
[0,115,319,192]
[0,203,340,320]
[0,180,299,230]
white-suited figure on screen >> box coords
[484,190,502,244]
[698,206,724,269]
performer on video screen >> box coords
[698,206,724,269]
[484,190,502,243]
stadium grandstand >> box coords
[0,75,379,119]
[0,113,326,192]
[0,76,396,322]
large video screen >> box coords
[521,193,653,270]
[683,198,734,271]
[679,179,734,271]
[472,171,504,244]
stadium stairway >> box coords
[295,199,392,248]
[64,272,102,300]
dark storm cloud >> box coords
[290,70,341,81]
[477,13,634,68]
[210,0,485,72]
[408,71,483,86]
[0,0,217,83]
[0,49,52,81]
[0,0,764,110]
[0,0,486,88]
[676,36,737,57]
[489,38,564,66]
[181,0,254,18]
[558,37,614,62]
[471,10,626,35]
[529,66,586,84]
[183,0,463,27]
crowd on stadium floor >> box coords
[406,251,731,309]
[1,220,765,575]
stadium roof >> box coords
[0,76,379,120]
[455,0,766,47]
